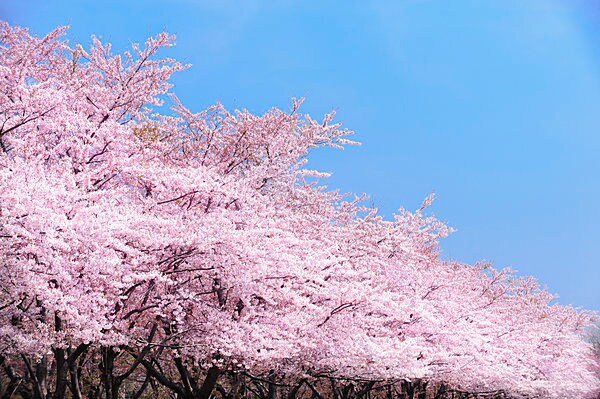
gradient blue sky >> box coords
[2,1,599,311]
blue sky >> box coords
[2,1,599,311]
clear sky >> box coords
[2,1,599,311]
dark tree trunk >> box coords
[67,358,83,399]
[100,347,120,399]
[1,355,31,399]
[267,382,277,399]
[129,372,151,399]
[52,313,67,399]
[287,379,306,399]
[400,380,415,399]
[21,354,48,399]
[196,366,220,399]
[416,379,427,399]
[433,383,448,399]
[66,345,89,399]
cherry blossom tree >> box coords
[0,22,598,399]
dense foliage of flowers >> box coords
[0,23,598,399]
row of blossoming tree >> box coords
[0,22,598,399]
